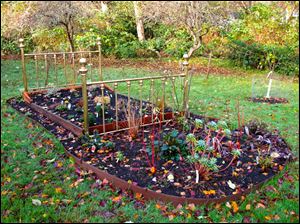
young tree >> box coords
[25,1,93,52]
[143,1,231,57]
[133,1,145,42]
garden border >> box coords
[6,97,289,206]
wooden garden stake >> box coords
[79,58,89,134]
[266,70,273,98]
[19,38,28,92]
[182,53,190,118]
[97,37,103,81]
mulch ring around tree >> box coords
[247,97,289,104]
[7,97,294,201]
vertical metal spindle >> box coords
[34,55,39,88]
[79,58,89,134]
[151,79,154,124]
[139,80,143,124]
[171,76,177,115]
[63,53,67,85]
[97,37,103,81]
[19,38,28,92]
[161,77,166,122]
[127,81,131,113]
[89,52,92,82]
[44,54,48,87]
[182,53,189,118]
[127,81,131,130]
[114,82,118,130]
[100,84,106,133]
[72,53,75,84]
[54,54,58,85]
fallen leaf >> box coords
[112,195,122,203]
[265,216,272,221]
[256,203,266,209]
[168,214,174,221]
[32,199,42,206]
[55,187,63,194]
[135,193,143,200]
[203,190,216,195]
[246,204,251,210]
[226,202,231,209]
[187,203,195,211]
[46,157,56,163]
[227,180,236,189]
[231,201,239,213]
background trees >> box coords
[1,1,299,76]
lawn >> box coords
[1,59,299,223]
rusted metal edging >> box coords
[64,146,280,206]
[7,97,289,206]
[27,103,83,136]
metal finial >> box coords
[79,58,88,75]
[183,53,189,66]
[97,37,101,45]
[19,38,24,48]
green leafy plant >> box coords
[177,116,190,132]
[115,151,125,163]
[79,130,115,152]
[55,104,67,111]
[186,133,219,182]
[160,130,187,161]
[256,147,274,171]
[88,113,96,126]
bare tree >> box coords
[25,1,93,52]
[133,1,145,42]
[143,1,231,57]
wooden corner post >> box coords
[19,38,28,92]
[79,58,89,134]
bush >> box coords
[1,35,34,55]
[228,39,299,76]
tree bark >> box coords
[187,31,202,58]
[100,1,108,13]
[133,1,145,42]
[63,22,75,52]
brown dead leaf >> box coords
[256,203,266,209]
[246,204,251,210]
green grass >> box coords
[1,59,299,223]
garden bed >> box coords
[7,96,293,205]
[27,85,173,128]
[248,97,289,104]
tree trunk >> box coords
[133,1,145,42]
[100,1,108,13]
[206,51,212,79]
[65,22,75,52]
[187,35,202,58]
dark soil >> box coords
[29,86,172,128]
[248,97,289,104]
[7,97,293,199]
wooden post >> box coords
[19,38,28,92]
[79,58,89,134]
[182,53,189,118]
[97,37,103,81]
[266,70,273,98]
